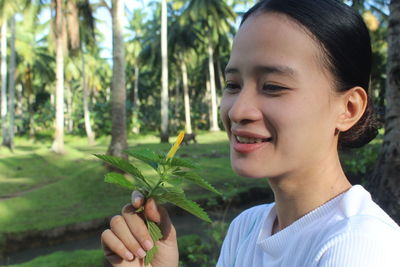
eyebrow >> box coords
[225,65,296,78]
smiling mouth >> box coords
[235,135,273,144]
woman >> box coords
[101,0,400,266]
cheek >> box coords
[277,97,335,156]
[220,95,232,130]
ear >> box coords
[336,87,368,132]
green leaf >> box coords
[160,188,211,223]
[144,220,163,266]
[169,157,199,169]
[179,171,221,195]
[126,149,163,170]
[104,172,135,190]
[165,176,183,186]
[94,154,150,190]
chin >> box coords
[231,159,270,179]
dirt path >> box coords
[0,181,57,202]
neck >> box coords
[268,151,351,234]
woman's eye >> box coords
[224,82,241,91]
[262,84,288,93]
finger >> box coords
[144,199,176,241]
[101,229,134,262]
[131,191,145,209]
[122,204,154,251]
[110,215,147,259]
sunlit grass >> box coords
[6,249,104,267]
[0,131,262,237]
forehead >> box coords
[228,12,324,74]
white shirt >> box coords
[216,185,400,267]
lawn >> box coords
[0,131,264,246]
[6,249,104,267]
[0,130,380,266]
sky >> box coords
[38,0,254,63]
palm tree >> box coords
[102,0,128,158]
[169,15,200,134]
[1,0,31,149]
[15,3,54,137]
[7,15,16,150]
[186,0,236,132]
[370,0,400,223]
[126,8,146,134]
[51,0,65,154]
[75,0,96,144]
[160,0,169,142]
[1,16,8,147]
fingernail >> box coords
[137,248,146,258]
[143,240,153,251]
[131,191,144,204]
[125,251,134,261]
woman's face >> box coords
[221,12,342,179]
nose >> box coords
[228,86,263,124]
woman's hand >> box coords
[101,191,179,267]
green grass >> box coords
[0,130,379,244]
[6,249,104,267]
[0,131,262,237]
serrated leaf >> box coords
[145,220,163,265]
[94,154,150,190]
[165,176,183,186]
[160,188,211,223]
[148,220,163,240]
[104,172,135,190]
[169,157,199,169]
[179,171,221,195]
[126,149,163,170]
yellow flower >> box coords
[363,11,379,32]
[166,131,185,159]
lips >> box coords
[231,129,273,153]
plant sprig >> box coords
[95,131,221,265]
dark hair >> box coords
[241,0,378,148]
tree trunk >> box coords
[205,76,212,129]
[181,58,192,134]
[207,33,220,132]
[160,0,169,143]
[28,94,35,138]
[65,82,73,133]
[217,59,225,92]
[131,66,140,134]
[51,0,65,154]
[107,0,127,158]
[7,16,16,150]
[369,0,400,223]
[82,53,95,144]
[1,20,10,148]
[173,78,180,133]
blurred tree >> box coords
[0,1,16,149]
[1,0,32,149]
[369,0,400,223]
[169,12,199,134]
[15,3,55,137]
[126,8,146,135]
[102,0,128,158]
[1,11,9,148]
[160,0,169,142]
[185,0,236,132]
[51,0,65,154]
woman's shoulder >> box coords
[338,185,400,233]
[318,184,400,250]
